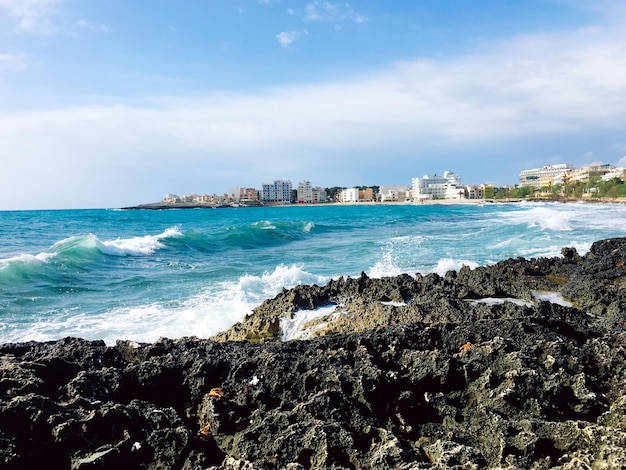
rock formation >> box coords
[2,237,626,469]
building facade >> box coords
[312,187,327,203]
[519,164,574,189]
[411,171,464,200]
[602,167,626,181]
[380,185,411,202]
[297,181,314,204]
[262,180,292,204]
[338,188,359,203]
[359,188,374,202]
[569,164,613,184]
[466,184,485,200]
[240,187,260,202]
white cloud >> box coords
[304,2,366,24]
[0,0,63,33]
[276,30,308,48]
[76,19,109,33]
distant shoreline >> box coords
[121,199,499,210]
[121,196,626,210]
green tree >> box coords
[515,186,535,198]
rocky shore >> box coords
[2,238,626,469]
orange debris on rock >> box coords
[198,423,211,437]
[208,387,224,399]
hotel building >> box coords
[411,171,465,200]
[519,164,574,189]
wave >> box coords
[0,252,56,283]
[492,203,626,234]
[1,264,330,345]
[98,226,183,256]
[0,227,184,284]
[367,235,431,278]
[494,205,574,231]
[221,220,318,249]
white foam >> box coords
[469,291,574,308]
[280,305,340,341]
[369,235,425,278]
[469,297,533,307]
[432,258,479,276]
[0,251,54,267]
[99,226,183,256]
[238,264,328,302]
[380,301,407,307]
[497,206,573,231]
[532,290,574,307]
[369,252,404,278]
[253,220,276,230]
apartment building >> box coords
[262,180,292,204]
[466,184,485,199]
[380,185,411,202]
[569,164,613,183]
[297,181,313,204]
[602,167,626,181]
[359,188,374,202]
[338,188,359,203]
[312,187,327,203]
[412,171,464,200]
[239,187,260,202]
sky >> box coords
[1,1,626,210]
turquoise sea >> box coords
[1,202,626,345]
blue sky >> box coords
[1,0,626,209]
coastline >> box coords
[121,196,626,210]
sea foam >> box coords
[433,258,479,276]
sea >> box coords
[1,201,626,346]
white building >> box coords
[380,185,411,202]
[262,180,292,204]
[569,164,613,183]
[164,194,181,203]
[602,167,626,181]
[338,188,359,203]
[228,187,241,201]
[519,164,574,189]
[411,171,464,200]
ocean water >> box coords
[1,202,626,345]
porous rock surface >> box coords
[2,237,626,469]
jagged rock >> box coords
[2,238,626,469]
